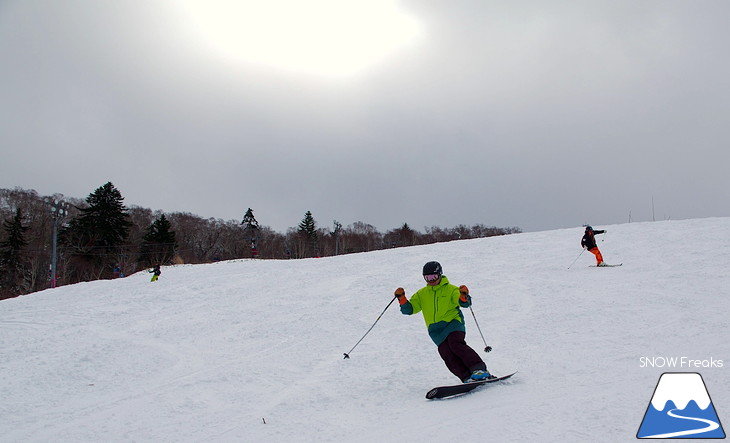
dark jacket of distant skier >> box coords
[581,228,605,250]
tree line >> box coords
[0,184,521,300]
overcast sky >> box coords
[2,0,729,233]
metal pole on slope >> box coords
[469,306,492,353]
[343,296,397,359]
[47,199,69,288]
[568,248,585,269]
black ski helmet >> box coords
[422,261,442,276]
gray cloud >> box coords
[2,0,728,233]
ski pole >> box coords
[567,248,585,269]
[343,296,397,359]
[469,306,492,353]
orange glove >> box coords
[394,287,407,305]
[459,285,470,303]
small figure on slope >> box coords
[395,261,493,383]
[150,265,161,282]
[581,226,607,266]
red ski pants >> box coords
[588,247,604,265]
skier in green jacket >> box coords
[395,261,492,383]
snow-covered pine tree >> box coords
[241,208,260,258]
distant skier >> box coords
[395,261,493,383]
[150,265,161,282]
[581,226,607,266]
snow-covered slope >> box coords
[2,218,729,442]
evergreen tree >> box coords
[241,207,260,257]
[62,182,132,279]
[0,209,30,297]
[71,182,132,248]
[298,211,317,239]
[140,214,177,267]
[297,211,318,257]
[241,208,260,232]
[399,222,415,246]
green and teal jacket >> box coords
[400,275,471,346]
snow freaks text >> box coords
[640,356,724,369]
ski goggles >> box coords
[423,273,441,282]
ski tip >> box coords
[493,371,517,380]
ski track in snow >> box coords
[1,218,729,442]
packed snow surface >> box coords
[2,218,729,442]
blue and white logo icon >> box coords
[637,372,725,439]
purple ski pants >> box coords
[437,331,487,381]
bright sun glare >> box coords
[181,0,422,77]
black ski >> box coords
[426,372,516,399]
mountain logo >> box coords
[637,372,725,439]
